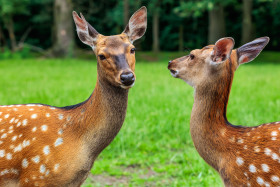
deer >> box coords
[167,36,280,186]
[0,6,147,187]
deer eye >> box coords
[190,54,195,60]
[98,54,106,60]
[130,48,136,54]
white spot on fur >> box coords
[271,175,280,182]
[264,182,270,187]
[54,163,60,171]
[254,146,261,152]
[249,164,256,173]
[16,122,21,127]
[45,169,50,176]
[43,146,50,155]
[26,104,36,107]
[236,157,244,166]
[261,164,270,172]
[32,127,37,132]
[29,108,34,111]
[54,138,63,147]
[14,144,22,152]
[4,114,9,118]
[272,153,279,160]
[58,129,63,135]
[6,153,12,160]
[265,148,272,156]
[272,137,277,141]
[40,164,46,173]
[237,138,244,144]
[257,177,264,185]
[272,131,277,136]
[41,125,48,132]
[12,136,17,141]
[1,133,7,139]
[0,169,9,176]
[32,155,40,164]
[22,119,28,126]
[58,114,64,120]
[9,118,15,123]
[22,158,29,168]
[46,113,50,117]
[22,140,30,148]
[0,150,5,157]
[31,114,37,119]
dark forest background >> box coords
[0,0,279,58]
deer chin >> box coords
[169,69,179,78]
[120,82,135,89]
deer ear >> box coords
[123,6,147,43]
[211,37,235,64]
[73,11,99,49]
[237,37,269,64]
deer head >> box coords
[73,7,147,89]
[168,37,269,88]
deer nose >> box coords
[120,72,135,86]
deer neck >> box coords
[190,67,235,170]
[68,75,129,158]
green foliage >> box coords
[0,0,30,16]
[0,55,279,186]
[0,0,279,52]
[0,46,33,59]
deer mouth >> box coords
[120,82,135,89]
[169,69,179,78]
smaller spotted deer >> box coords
[0,7,147,187]
[168,37,280,186]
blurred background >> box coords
[1,0,280,186]
[0,0,279,59]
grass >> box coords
[0,52,280,186]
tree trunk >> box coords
[241,0,253,44]
[179,24,184,51]
[5,17,17,52]
[208,4,226,44]
[52,0,74,57]
[123,0,129,26]
[153,7,160,53]
[0,25,6,52]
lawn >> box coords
[0,53,280,186]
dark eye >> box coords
[130,48,136,54]
[190,54,195,60]
[98,54,106,60]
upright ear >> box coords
[211,37,235,64]
[73,11,99,49]
[237,37,270,64]
[123,6,147,43]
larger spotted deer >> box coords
[168,37,280,186]
[0,6,147,187]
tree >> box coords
[149,0,162,53]
[51,0,74,57]
[123,0,129,26]
[241,0,253,44]
[0,0,30,51]
[208,3,226,43]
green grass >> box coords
[0,55,280,186]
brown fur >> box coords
[0,7,147,187]
[168,37,280,187]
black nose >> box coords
[120,72,135,86]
